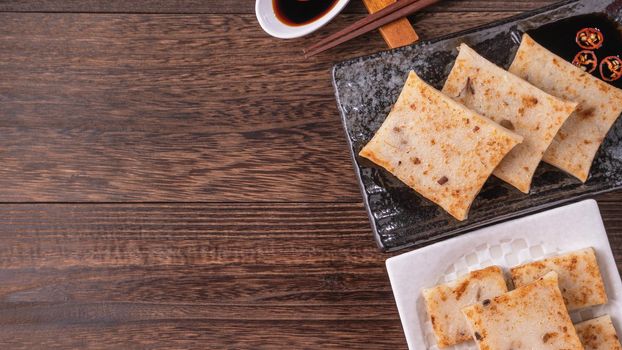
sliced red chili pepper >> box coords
[572,50,598,73]
[600,56,622,82]
[576,28,604,50]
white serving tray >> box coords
[386,199,622,350]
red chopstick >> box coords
[304,0,441,58]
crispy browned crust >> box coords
[509,34,622,182]
[510,247,607,310]
[422,266,507,347]
[359,71,522,220]
[575,315,622,350]
[462,272,583,350]
[443,43,577,193]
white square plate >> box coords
[386,199,622,350]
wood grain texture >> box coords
[363,0,419,48]
[2,2,622,349]
[0,203,399,349]
[0,11,522,202]
[0,201,618,349]
[0,0,557,14]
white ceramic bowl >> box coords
[256,0,350,39]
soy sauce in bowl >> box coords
[274,0,339,26]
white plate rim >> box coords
[386,199,622,350]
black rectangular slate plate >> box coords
[333,0,622,252]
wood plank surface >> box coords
[0,0,557,13]
[0,11,522,202]
[2,1,622,349]
[0,203,397,349]
[0,201,618,349]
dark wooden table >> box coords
[0,1,620,348]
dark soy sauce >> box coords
[528,13,622,88]
[273,0,339,26]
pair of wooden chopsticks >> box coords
[304,0,441,58]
